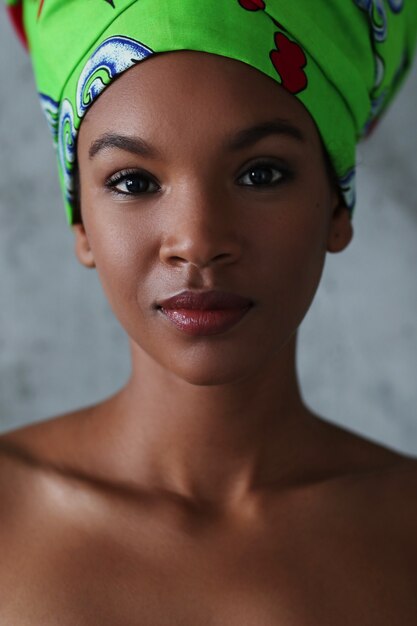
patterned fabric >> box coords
[4,0,417,224]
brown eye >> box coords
[238,160,291,187]
[105,169,160,196]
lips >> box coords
[156,290,254,336]
[157,290,253,311]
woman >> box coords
[1,0,417,622]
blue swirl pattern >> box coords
[339,168,356,212]
[54,35,155,208]
[354,0,405,137]
[354,0,404,42]
[58,99,77,203]
[76,36,154,118]
[39,93,60,146]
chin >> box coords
[161,351,262,387]
[174,368,253,387]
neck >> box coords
[85,333,324,508]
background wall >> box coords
[1,13,417,455]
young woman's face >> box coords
[75,50,352,385]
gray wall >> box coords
[1,13,417,455]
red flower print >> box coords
[6,4,28,49]
[38,0,114,18]
[270,33,307,94]
[238,0,266,10]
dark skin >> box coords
[0,51,416,625]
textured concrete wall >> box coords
[1,13,417,455]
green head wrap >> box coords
[5,0,417,224]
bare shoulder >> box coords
[357,455,417,521]
[311,438,417,546]
[0,403,98,469]
[369,455,417,521]
[311,414,417,486]
[301,416,417,542]
[0,407,97,523]
[0,407,110,561]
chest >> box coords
[1,516,416,626]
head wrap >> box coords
[5,0,417,225]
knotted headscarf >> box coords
[5,0,417,224]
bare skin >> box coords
[0,51,416,624]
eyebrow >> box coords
[226,118,305,151]
[88,118,305,160]
[89,133,162,160]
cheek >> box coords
[257,193,330,329]
[84,215,156,328]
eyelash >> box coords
[104,160,292,197]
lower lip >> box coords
[159,307,251,336]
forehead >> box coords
[78,50,320,153]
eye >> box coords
[105,169,160,196]
[237,160,291,188]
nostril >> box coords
[213,253,231,262]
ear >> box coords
[72,223,96,268]
[326,201,354,253]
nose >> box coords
[159,184,243,270]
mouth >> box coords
[158,306,252,336]
[156,290,254,336]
